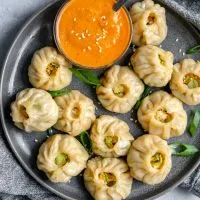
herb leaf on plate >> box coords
[189,110,200,137]
[169,142,199,156]
[133,85,151,111]
[76,131,92,154]
[48,88,71,97]
[70,68,101,86]
[186,45,200,54]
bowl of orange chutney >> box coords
[54,0,133,69]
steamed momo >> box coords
[96,65,144,113]
[90,115,134,157]
[130,0,167,46]
[127,134,171,185]
[37,134,89,183]
[28,47,72,91]
[54,90,96,136]
[10,88,58,132]
[138,91,187,140]
[84,157,132,200]
[131,45,174,87]
[170,59,200,105]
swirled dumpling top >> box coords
[130,0,167,46]
[37,134,89,183]
[84,157,132,200]
[131,45,174,87]
[96,65,144,113]
[54,90,96,136]
[90,115,134,157]
[127,134,171,185]
[170,59,200,105]
[10,88,59,132]
[137,91,187,140]
[28,47,72,91]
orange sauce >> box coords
[56,0,131,68]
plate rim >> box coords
[0,1,200,200]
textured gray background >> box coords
[0,0,199,200]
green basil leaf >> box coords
[189,111,200,137]
[70,68,101,86]
[169,142,199,156]
[76,131,92,154]
[133,85,151,111]
[48,88,71,97]
[47,128,54,136]
[186,45,200,54]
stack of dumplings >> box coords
[9,0,200,199]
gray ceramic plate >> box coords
[1,0,200,199]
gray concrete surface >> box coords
[0,0,199,200]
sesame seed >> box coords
[75,33,79,36]
[102,28,107,33]
[176,38,179,42]
[83,48,86,52]
[88,34,91,37]
[101,16,106,20]
[96,41,99,45]
[96,33,100,36]
[81,33,85,38]
[179,49,182,53]
[85,29,89,34]
[134,120,138,123]
[73,17,77,22]
[71,30,75,34]
[78,37,82,40]
[98,46,102,53]
[159,45,162,48]
[96,37,102,41]
[34,139,38,142]
[88,46,92,50]
[130,118,134,121]
[92,18,96,22]
[183,52,185,56]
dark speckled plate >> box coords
[1,0,200,199]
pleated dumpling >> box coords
[96,65,144,113]
[90,115,134,157]
[137,91,187,140]
[170,59,200,105]
[127,135,171,185]
[54,90,96,136]
[37,134,89,183]
[130,0,167,46]
[84,157,132,200]
[28,47,72,91]
[131,45,174,87]
[10,88,59,132]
